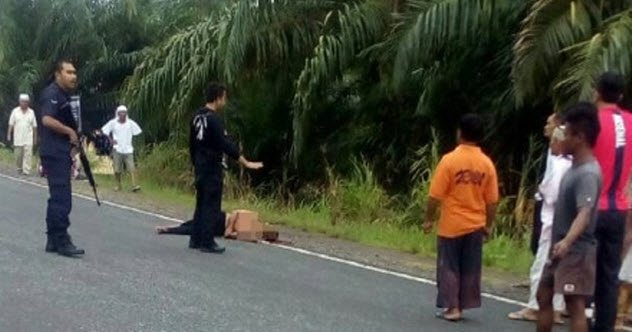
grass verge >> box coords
[0,147,533,275]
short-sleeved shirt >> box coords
[101,118,142,154]
[38,82,76,157]
[429,144,499,238]
[8,107,37,146]
[552,160,602,254]
[593,106,632,211]
[189,107,240,170]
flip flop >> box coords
[435,310,462,322]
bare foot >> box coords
[508,308,538,321]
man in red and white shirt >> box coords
[592,72,632,331]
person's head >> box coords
[544,112,562,138]
[595,71,624,105]
[560,102,600,155]
[205,82,227,110]
[457,113,484,144]
[54,59,78,91]
[550,124,565,156]
[116,105,128,122]
[18,94,30,109]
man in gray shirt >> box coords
[537,102,602,332]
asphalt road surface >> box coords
[0,174,557,331]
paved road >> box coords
[0,174,555,331]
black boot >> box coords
[55,234,85,257]
[189,237,201,249]
[45,234,57,253]
[199,238,225,254]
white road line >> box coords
[0,172,529,307]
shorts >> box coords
[540,246,597,296]
[112,152,135,173]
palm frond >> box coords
[512,0,596,105]
[291,0,390,163]
[393,0,523,88]
[553,9,632,106]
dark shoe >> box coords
[45,235,57,253]
[188,237,201,249]
[199,240,225,254]
[55,234,85,257]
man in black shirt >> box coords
[39,59,84,257]
[188,82,263,253]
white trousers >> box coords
[14,145,32,174]
[528,234,565,311]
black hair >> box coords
[597,72,625,103]
[459,113,484,143]
[54,59,74,73]
[205,82,227,103]
[563,102,600,147]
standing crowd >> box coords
[4,57,632,331]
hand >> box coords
[552,239,570,259]
[422,221,434,234]
[244,161,264,170]
[68,131,79,146]
[482,227,492,241]
[113,139,118,145]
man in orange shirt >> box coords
[423,113,499,321]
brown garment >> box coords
[539,246,597,296]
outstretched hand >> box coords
[245,161,264,170]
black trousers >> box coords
[41,155,72,235]
[593,210,626,332]
[531,200,543,256]
[190,168,226,247]
[436,230,483,310]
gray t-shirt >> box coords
[552,159,602,253]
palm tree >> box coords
[512,0,632,108]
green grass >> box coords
[0,146,533,275]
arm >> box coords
[483,164,500,236]
[623,177,632,259]
[423,197,441,232]
[42,116,78,145]
[7,111,14,141]
[553,207,592,258]
[40,90,78,145]
[485,203,498,236]
[208,115,262,169]
[31,112,37,145]
[553,174,599,259]
[423,158,449,233]
[622,211,632,260]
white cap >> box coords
[19,94,29,102]
[116,105,128,113]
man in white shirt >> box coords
[7,94,37,175]
[509,113,570,323]
[101,105,142,192]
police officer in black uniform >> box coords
[189,82,263,253]
[39,59,84,257]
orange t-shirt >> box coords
[429,144,499,238]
